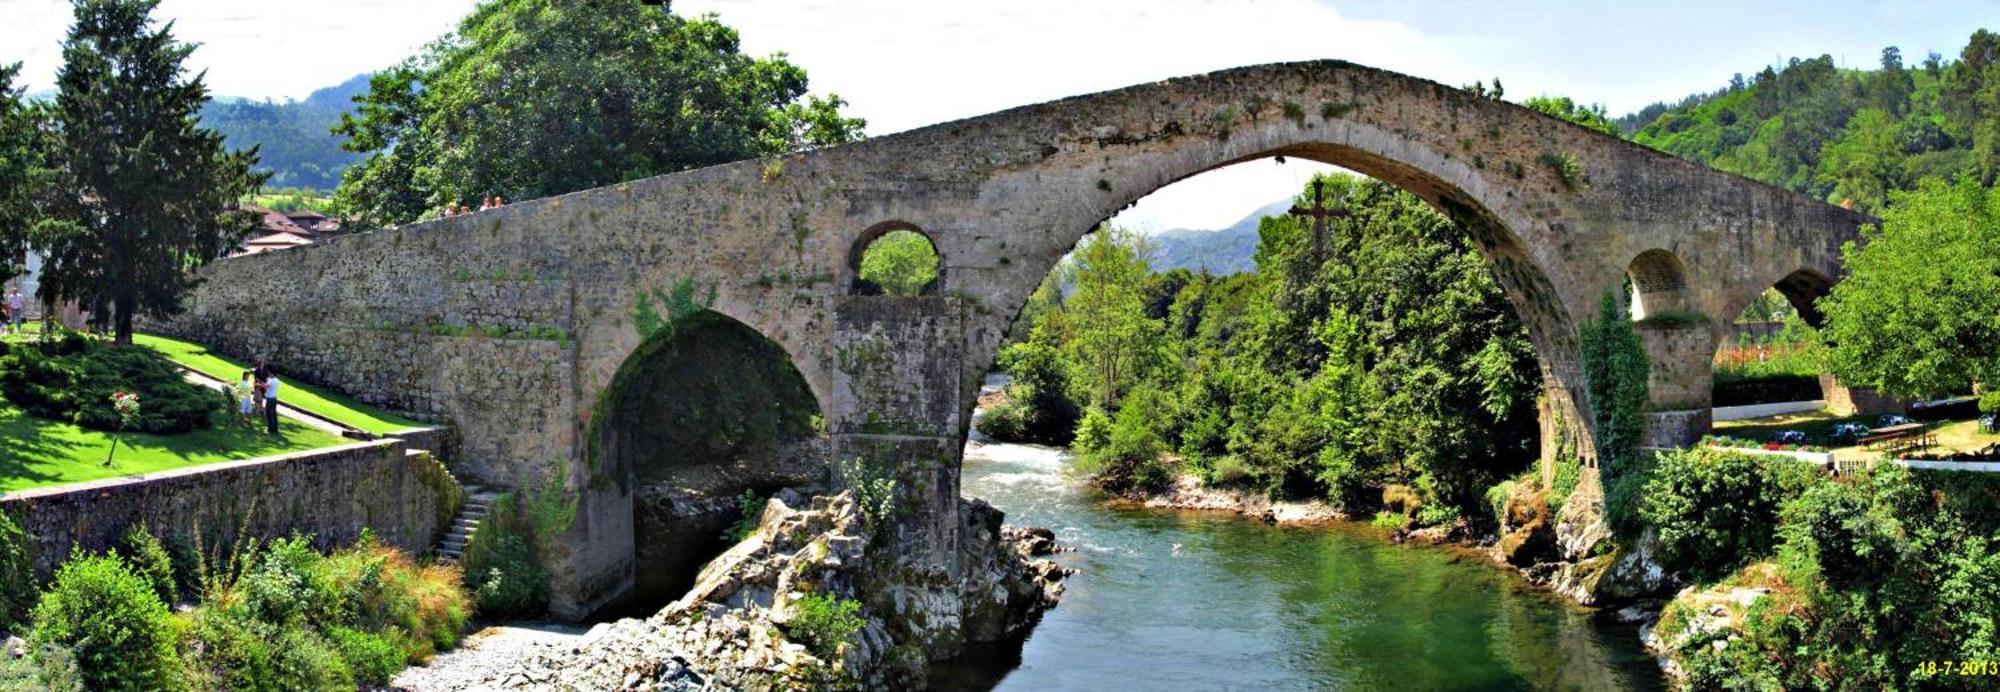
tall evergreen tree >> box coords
[35,0,263,344]
[0,63,50,285]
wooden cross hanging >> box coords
[1287,179,1343,259]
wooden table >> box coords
[1860,423,1934,452]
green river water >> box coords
[930,433,1669,691]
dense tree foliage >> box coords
[856,230,939,296]
[0,63,51,286]
[981,174,1539,515]
[1820,179,2000,410]
[32,0,265,344]
[1627,31,2000,212]
[332,0,865,227]
[1653,460,2000,691]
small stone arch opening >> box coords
[850,222,942,296]
[1626,249,1690,320]
[1710,269,1837,408]
[596,310,831,610]
[1773,268,1834,328]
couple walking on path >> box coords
[233,362,282,435]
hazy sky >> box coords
[2,0,1992,231]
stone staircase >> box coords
[437,487,501,564]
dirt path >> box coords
[391,623,593,691]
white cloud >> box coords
[0,0,475,101]
[678,0,1486,231]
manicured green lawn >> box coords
[0,401,352,494]
[131,333,427,435]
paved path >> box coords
[177,369,351,436]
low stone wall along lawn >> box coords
[0,438,464,579]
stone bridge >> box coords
[163,60,1868,623]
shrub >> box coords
[267,626,354,691]
[1639,450,1801,581]
[1206,455,1252,487]
[0,642,83,692]
[327,626,403,686]
[1071,407,1112,459]
[118,523,177,605]
[178,606,275,690]
[723,490,766,543]
[1414,502,1461,528]
[972,398,1030,442]
[29,553,179,692]
[239,535,340,626]
[466,534,547,618]
[461,463,573,620]
[1484,477,1520,528]
[1370,511,1410,531]
[785,592,865,660]
[0,511,31,631]
[0,336,223,433]
[350,546,468,659]
[1078,390,1172,494]
[839,456,901,536]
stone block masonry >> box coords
[0,438,463,579]
[162,60,1870,640]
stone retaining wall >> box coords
[0,439,462,579]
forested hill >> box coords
[198,73,370,191]
[1617,30,1998,212]
[1148,199,1290,275]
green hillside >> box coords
[198,74,370,191]
[1622,30,1998,212]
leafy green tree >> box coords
[0,63,50,286]
[856,230,938,295]
[1061,226,1163,410]
[332,0,864,227]
[1948,29,2000,185]
[34,0,264,344]
[1821,179,2000,409]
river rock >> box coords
[1141,474,1344,525]
[1548,528,1674,606]
[1495,486,1558,566]
[1553,488,1613,561]
[470,489,1065,690]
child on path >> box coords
[234,370,256,425]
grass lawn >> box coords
[0,401,352,494]
[131,333,427,435]
[1715,408,2000,462]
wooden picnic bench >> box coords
[1859,423,1935,453]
